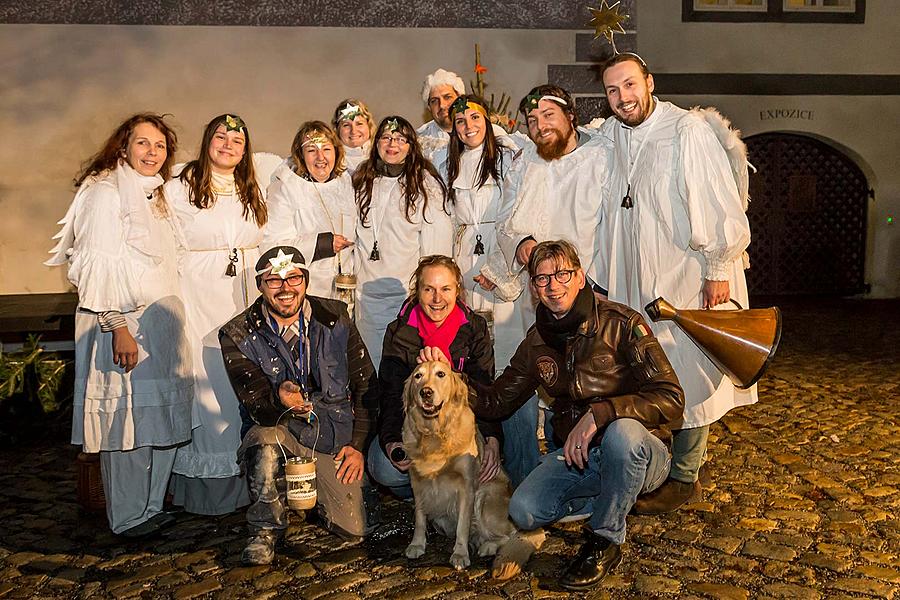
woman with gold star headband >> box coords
[438,95,539,487]
[164,113,282,516]
[351,115,453,369]
[332,98,377,173]
[45,113,193,537]
[262,121,357,302]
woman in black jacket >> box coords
[367,255,502,497]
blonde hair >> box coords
[289,121,346,180]
[407,255,466,305]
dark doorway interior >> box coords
[744,132,869,296]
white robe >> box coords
[438,144,523,367]
[354,173,453,368]
[342,142,371,174]
[597,100,756,428]
[46,164,193,453]
[262,166,358,299]
[496,132,614,294]
[416,120,451,163]
[165,172,265,489]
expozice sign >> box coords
[759,109,814,121]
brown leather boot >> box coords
[632,478,701,515]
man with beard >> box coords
[487,84,612,312]
[416,68,466,161]
[219,246,378,565]
[596,53,755,514]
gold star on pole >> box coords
[588,1,629,51]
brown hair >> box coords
[518,84,578,127]
[408,254,466,305]
[527,240,582,277]
[446,95,510,205]
[177,114,267,226]
[75,113,177,188]
[352,115,448,225]
[331,98,377,141]
[289,121,346,181]
[599,52,651,84]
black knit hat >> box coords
[254,245,308,287]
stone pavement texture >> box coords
[0,297,898,599]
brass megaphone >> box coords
[644,297,782,389]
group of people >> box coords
[48,54,754,591]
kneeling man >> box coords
[439,240,684,590]
[220,246,378,565]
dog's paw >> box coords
[478,541,500,557]
[405,543,426,559]
[450,550,471,570]
[491,560,521,581]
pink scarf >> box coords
[410,303,468,368]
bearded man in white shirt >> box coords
[597,53,756,514]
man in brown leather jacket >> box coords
[467,240,684,591]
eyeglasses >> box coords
[263,274,305,289]
[378,134,409,146]
[531,269,576,288]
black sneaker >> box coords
[241,530,280,565]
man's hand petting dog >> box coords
[278,380,313,414]
[480,436,501,484]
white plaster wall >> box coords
[0,25,573,294]
[638,1,900,297]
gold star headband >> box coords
[301,131,330,149]
[338,103,363,122]
[449,97,488,121]
[589,1,629,54]
[224,114,246,133]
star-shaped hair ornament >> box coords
[588,0,629,53]
[301,131,330,149]
[266,249,303,278]
[338,103,362,122]
[224,114,246,132]
[385,118,401,133]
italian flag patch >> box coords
[633,323,652,338]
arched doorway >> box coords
[744,132,869,295]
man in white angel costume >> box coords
[416,68,467,161]
[597,52,756,514]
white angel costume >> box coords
[46,162,193,533]
[495,131,614,302]
[596,100,756,433]
[342,142,371,173]
[262,165,357,300]
[163,152,281,515]
[354,172,453,368]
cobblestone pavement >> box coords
[1,298,898,599]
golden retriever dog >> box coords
[401,360,545,579]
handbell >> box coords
[644,297,782,389]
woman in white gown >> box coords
[262,121,356,301]
[166,114,277,515]
[352,116,453,368]
[332,99,376,174]
[438,95,538,487]
[46,114,193,536]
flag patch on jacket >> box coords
[633,323,652,338]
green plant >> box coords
[0,334,70,413]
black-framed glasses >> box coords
[263,274,305,289]
[531,269,576,288]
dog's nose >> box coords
[419,387,434,400]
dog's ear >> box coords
[450,370,472,408]
[402,370,416,412]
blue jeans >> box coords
[502,394,541,488]
[367,438,413,499]
[508,418,670,545]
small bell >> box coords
[369,241,380,261]
[473,234,485,256]
[225,248,238,277]
[621,184,633,209]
